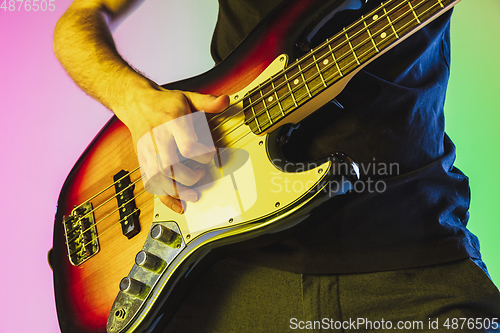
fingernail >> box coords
[172,203,183,214]
[186,193,198,202]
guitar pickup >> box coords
[113,170,141,239]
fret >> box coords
[328,43,343,78]
[406,0,421,24]
[247,87,273,130]
[328,32,355,75]
[367,7,395,50]
[247,95,262,133]
[343,27,360,65]
[283,70,299,108]
[293,60,312,98]
[297,62,312,98]
[311,51,328,88]
[243,0,456,135]
[299,54,324,96]
[258,85,274,126]
[385,0,416,37]
[270,80,286,118]
[295,61,312,97]
[273,72,297,113]
[362,15,380,53]
[345,19,377,64]
[261,80,285,122]
[315,40,342,84]
[381,2,400,39]
[410,0,442,22]
[284,62,310,105]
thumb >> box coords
[185,92,230,114]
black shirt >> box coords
[211,0,480,273]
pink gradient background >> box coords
[0,1,498,332]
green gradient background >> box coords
[447,0,500,285]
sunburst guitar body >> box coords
[51,0,461,331]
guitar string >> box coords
[68,196,156,257]
[64,0,444,249]
[213,0,440,152]
[65,0,434,229]
[67,0,444,252]
[203,0,409,125]
[62,0,372,227]
[68,0,413,218]
[65,173,145,236]
[232,0,441,128]
[95,197,155,241]
[67,185,147,249]
[208,0,414,146]
[64,0,433,236]
[210,0,435,151]
[203,0,435,168]
[70,165,141,213]
[207,0,419,131]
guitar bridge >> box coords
[63,202,99,266]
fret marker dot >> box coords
[373,15,379,20]
[380,32,387,39]
[268,96,274,103]
[323,59,329,65]
[293,79,300,85]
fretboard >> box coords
[244,0,460,135]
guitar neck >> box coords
[244,0,461,135]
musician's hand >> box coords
[54,0,231,214]
[117,82,230,214]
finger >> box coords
[166,162,207,187]
[152,121,210,184]
[137,133,199,196]
[157,195,184,214]
[168,111,217,164]
[151,124,180,169]
[137,131,161,189]
[184,92,230,114]
[145,172,199,201]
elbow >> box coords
[53,12,68,62]
[52,6,105,65]
[53,7,83,64]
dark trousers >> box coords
[165,257,500,332]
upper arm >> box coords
[64,0,145,28]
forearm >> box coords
[54,1,229,213]
[53,3,154,123]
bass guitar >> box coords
[51,0,461,332]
